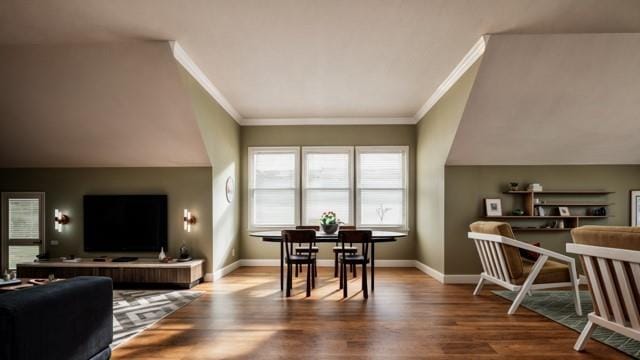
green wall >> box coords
[240,125,416,260]
[415,60,481,272]
[445,165,640,274]
[178,68,242,272]
[0,167,213,270]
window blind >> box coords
[250,149,299,227]
[303,149,352,225]
[357,148,407,227]
[8,198,40,239]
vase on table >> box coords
[321,223,339,234]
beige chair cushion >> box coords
[519,259,571,285]
[470,221,524,282]
[571,226,640,250]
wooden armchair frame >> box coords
[567,243,640,351]
[469,231,582,315]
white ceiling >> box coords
[1,0,640,125]
[0,42,210,167]
[448,34,640,165]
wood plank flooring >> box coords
[112,267,628,359]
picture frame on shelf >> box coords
[631,190,640,226]
[558,206,570,216]
[485,198,502,216]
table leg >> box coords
[280,240,284,291]
[371,240,375,292]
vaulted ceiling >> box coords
[0,42,210,167]
[2,0,640,125]
[448,34,640,165]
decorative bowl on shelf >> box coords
[511,209,525,216]
[509,182,519,191]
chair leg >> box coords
[314,260,317,278]
[473,277,485,295]
[334,252,339,277]
[295,262,299,277]
[574,319,596,351]
[311,262,316,289]
[569,261,583,316]
[343,262,348,298]
[306,263,311,297]
[362,263,368,299]
[353,263,357,278]
[508,255,548,315]
[339,260,343,289]
[286,263,292,297]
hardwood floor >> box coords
[112,267,627,359]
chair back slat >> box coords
[481,241,500,280]
[487,242,504,281]
[338,230,372,260]
[479,240,496,278]
[596,257,625,325]
[582,255,611,321]
[474,240,490,276]
[492,241,511,282]
[282,230,316,261]
[613,260,640,329]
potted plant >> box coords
[320,211,340,234]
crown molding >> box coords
[170,41,243,123]
[413,35,488,123]
[241,117,415,126]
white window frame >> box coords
[1,192,46,271]
[301,146,354,226]
[355,146,409,230]
[248,147,300,230]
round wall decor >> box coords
[225,176,235,203]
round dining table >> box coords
[249,230,407,292]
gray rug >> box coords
[112,289,202,348]
[494,290,640,358]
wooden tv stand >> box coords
[16,258,204,289]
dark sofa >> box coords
[0,276,113,360]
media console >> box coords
[16,258,204,289]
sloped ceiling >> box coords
[1,1,640,123]
[0,42,209,167]
[447,34,640,165]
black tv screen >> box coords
[84,195,168,252]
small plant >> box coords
[376,204,391,224]
[320,211,338,225]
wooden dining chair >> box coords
[283,230,317,297]
[294,225,319,277]
[338,230,372,299]
[333,225,358,277]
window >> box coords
[356,147,408,229]
[249,147,300,228]
[1,192,45,271]
[302,147,353,225]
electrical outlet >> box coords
[232,248,235,257]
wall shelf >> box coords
[488,188,614,232]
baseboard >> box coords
[204,273,213,282]
[220,259,478,285]
[414,261,445,283]
[212,260,241,281]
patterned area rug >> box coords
[493,290,640,358]
[112,289,202,348]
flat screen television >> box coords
[84,195,168,252]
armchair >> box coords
[469,221,581,315]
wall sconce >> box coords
[54,209,69,232]
[183,209,196,232]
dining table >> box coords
[249,230,407,292]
